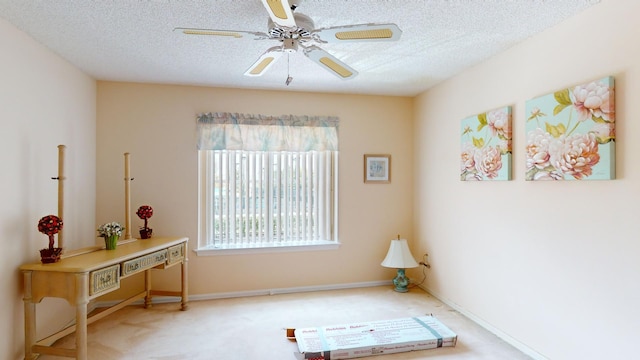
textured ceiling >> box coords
[0,0,600,96]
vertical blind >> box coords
[197,112,339,249]
[203,150,336,247]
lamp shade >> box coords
[381,238,419,269]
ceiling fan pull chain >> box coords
[286,53,293,86]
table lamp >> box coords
[381,235,419,292]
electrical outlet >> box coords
[419,253,431,268]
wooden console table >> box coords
[20,236,189,360]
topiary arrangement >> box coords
[136,205,154,239]
[38,215,63,263]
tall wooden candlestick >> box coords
[124,152,132,239]
[57,145,66,249]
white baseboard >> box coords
[192,280,393,300]
[95,280,392,308]
[419,285,546,360]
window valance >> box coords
[196,112,339,152]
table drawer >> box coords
[122,249,168,276]
[167,243,185,265]
[90,264,120,296]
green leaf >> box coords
[554,88,572,105]
[477,113,487,126]
[525,168,536,181]
[553,104,569,116]
[545,122,566,138]
[472,137,484,148]
[595,134,615,144]
[476,113,487,132]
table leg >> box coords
[75,302,88,360]
[23,271,36,360]
[75,273,89,360]
[144,270,152,309]
[181,256,189,311]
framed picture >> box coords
[525,76,615,180]
[461,106,512,181]
[364,154,391,183]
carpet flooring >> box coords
[38,286,532,359]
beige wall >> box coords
[413,0,639,359]
[0,18,96,359]
[7,0,639,359]
[96,82,414,296]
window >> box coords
[195,112,339,254]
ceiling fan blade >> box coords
[174,27,268,40]
[244,46,284,77]
[260,0,296,28]
[303,46,358,80]
[312,23,402,43]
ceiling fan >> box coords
[174,0,402,82]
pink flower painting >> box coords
[525,76,615,181]
[461,106,512,181]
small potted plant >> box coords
[136,205,153,239]
[97,222,125,250]
[38,215,63,263]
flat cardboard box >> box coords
[293,315,457,359]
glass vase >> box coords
[105,235,118,250]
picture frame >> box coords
[461,106,512,181]
[525,76,615,180]
[364,154,391,183]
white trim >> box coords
[94,281,391,308]
[194,241,341,256]
[192,280,392,300]
[419,285,547,360]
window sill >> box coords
[193,241,341,256]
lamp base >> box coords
[392,268,410,293]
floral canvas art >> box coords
[461,106,512,181]
[525,76,615,181]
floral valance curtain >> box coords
[196,112,339,152]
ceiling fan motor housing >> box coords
[267,13,314,41]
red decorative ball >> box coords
[38,215,63,236]
[136,205,153,220]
